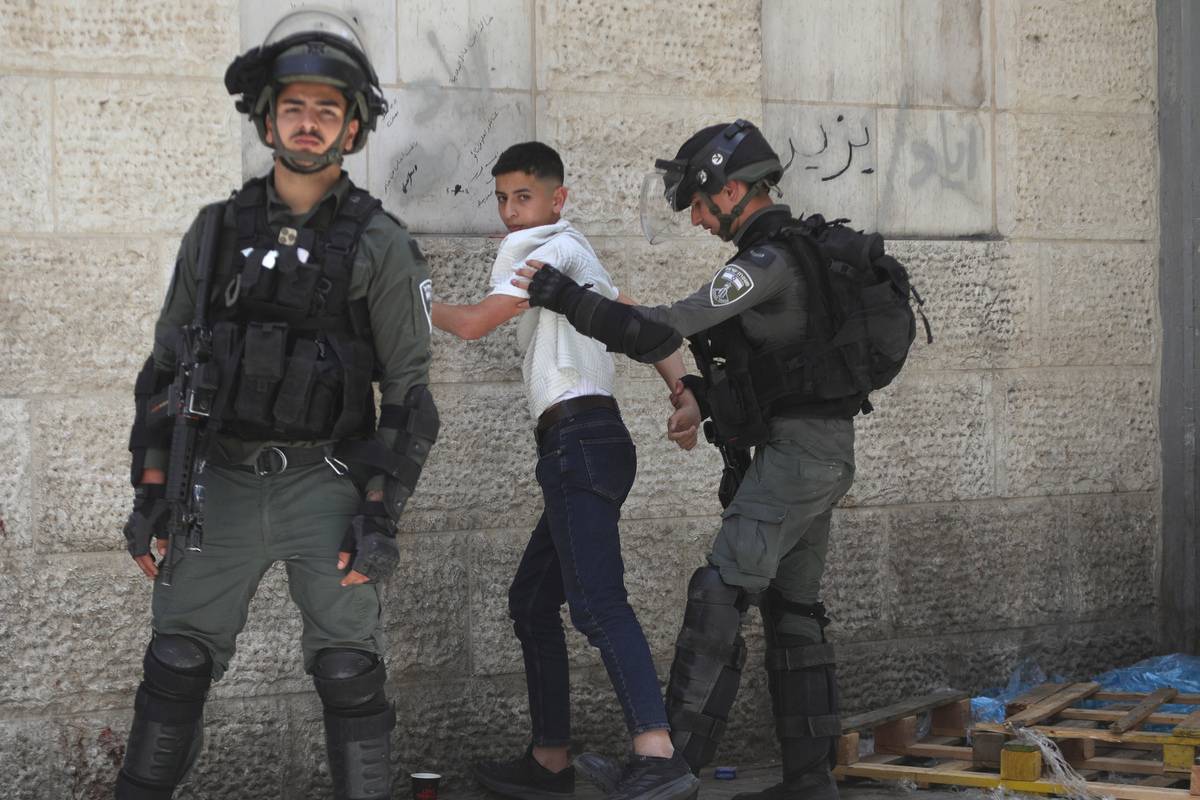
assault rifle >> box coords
[688,336,752,510]
[148,203,224,587]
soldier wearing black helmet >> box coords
[116,9,437,799]
[516,120,855,800]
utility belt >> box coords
[207,443,351,478]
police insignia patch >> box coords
[419,278,433,333]
[709,264,754,306]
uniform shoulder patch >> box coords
[418,278,432,333]
[709,263,756,307]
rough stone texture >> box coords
[877,109,993,236]
[762,0,901,104]
[848,371,995,507]
[0,0,238,77]
[1068,492,1157,621]
[398,0,531,90]
[764,103,879,229]
[0,77,52,233]
[0,237,169,396]
[55,79,241,234]
[0,401,31,552]
[995,0,1157,113]
[400,382,540,534]
[1019,240,1157,366]
[31,396,131,555]
[997,368,1157,497]
[418,235,523,384]
[822,507,894,643]
[0,712,130,800]
[898,0,991,108]
[996,112,1157,240]
[241,0,398,86]
[535,94,762,236]
[368,87,533,235]
[537,0,761,96]
[888,240,1033,371]
[381,531,471,680]
[174,698,291,800]
[0,553,150,712]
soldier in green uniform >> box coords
[116,10,438,799]
[517,121,857,800]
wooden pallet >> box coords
[834,685,1200,800]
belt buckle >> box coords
[254,446,288,477]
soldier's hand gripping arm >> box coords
[337,225,439,585]
[523,261,684,363]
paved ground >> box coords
[447,762,989,799]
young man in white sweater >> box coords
[432,142,701,800]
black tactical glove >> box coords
[124,484,170,557]
[527,264,589,314]
[340,501,400,582]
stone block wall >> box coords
[0,1,1160,797]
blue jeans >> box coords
[508,405,669,746]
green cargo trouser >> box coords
[708,416,855,642]
[151,460,382,681]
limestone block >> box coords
[32,396,132,555]
[617,379,723,522]
[1016,241,1156,366]
[997,368,1157,497]
[240,117,369,186]
[537,0,761,96]
[368,87,533,235]
[0,712,130,799]
[0,0,237,77]
[0,401,31,551]
[399,382,540,534]
[848,371,995,507]
[398,0,531,90]
[595,234,729,306]
[764,104,879,229]
[207,563,309,698]
[996,112,1157,240]
[877,110,993,237]
[0,553,150,710]
[0,237,169,396]
[382,531,470,680]
[1068,493,1156,619]
[885,499,1073,636]
[0,77,52,232]
[763,0,901,104]
[898,0,991,108]
[240,0,398,86]
[535,94,762,236]
[888,240,1034,371]
[822,507,893,642]
[995,0,1156,113]
[417,235,524,384]
[174,698,290,800]
[467,529,532,676]
[56,80,241,234]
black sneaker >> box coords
[473,746,575,800]
[607,752,699,800]
[575,751,622,793]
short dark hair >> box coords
[491,141,564,183]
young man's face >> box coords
[688,182,743,238]
[266,81,359,164]
[494,171,567,233]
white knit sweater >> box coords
[488,219,617,421]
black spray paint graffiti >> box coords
[799,115,874,181]
[426,15,495,86]
[909,114,979,191]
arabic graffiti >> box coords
[794,113,876,183]
[908,113,980,191]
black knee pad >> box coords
[666,566,750,772]
[117,636,213,799]
[312,649,395,800]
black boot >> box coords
[312,649,395,800]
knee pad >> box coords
[666,566,750,772]
[312,649,395,800]
[116,636,212,798]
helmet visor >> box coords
[639,169,692,245]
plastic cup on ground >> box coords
[411,771,441,799]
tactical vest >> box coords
[693,215,928,449]
[205,176,381,442]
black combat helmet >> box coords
[641,120,786,242]
[224,7,387,174]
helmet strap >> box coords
[702,179,771,241]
